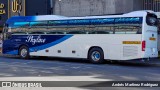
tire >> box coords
[19,46,30,59]
[88,48,104,64]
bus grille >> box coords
[123,46,138,57]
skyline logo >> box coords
[26,35,46,45]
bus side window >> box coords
[115,25,140,34]
[88,26,114,34]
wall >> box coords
[53,0,140,16]
[133,0,143,11]
[26,0,50,15]
[0,0,8,26]
[115,0,133,14]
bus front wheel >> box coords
[88,48,104,64]
[19,46,30,59]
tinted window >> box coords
[146,14,158,26]
[115,26,141,34]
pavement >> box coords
[0,56,160,90]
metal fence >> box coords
[142,0,160,12]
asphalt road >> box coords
[0,56,160,90]
[0,56,160,79]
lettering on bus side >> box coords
[25,35,46,45]
[149,37,156,41]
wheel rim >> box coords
[91,51,101,61]
[20,48,28,58]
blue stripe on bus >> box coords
[29,35,72,52]
[7,16,36,22]
[5,35,73,55]
[5,50,18,55]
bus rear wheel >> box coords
[19,46,30,59]
[88,48,104,64]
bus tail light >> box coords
[142,41,146,51]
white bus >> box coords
[2,10,158,64]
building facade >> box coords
[0,0,50,32]
[53,0,143,16]
[53,0,160,17]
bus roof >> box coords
[6,11,154,23]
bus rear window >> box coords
[146,14,158,26]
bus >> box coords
[2,10,158,64]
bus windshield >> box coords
[146,14,158,26]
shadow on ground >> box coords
[3,55,160,67]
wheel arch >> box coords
[87,46,104,59]
[18,44,29,55]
